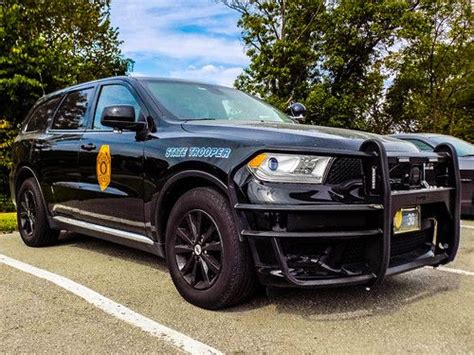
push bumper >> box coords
[228,140,461,288]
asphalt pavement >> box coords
[1,221,473,353]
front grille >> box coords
[325,158,363,184]
[390,229,431,256]
[325,157,432,189]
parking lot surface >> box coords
[1,221,473,353]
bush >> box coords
[0,120,16,197]
[0,212,16,233]
[0,194,15,212]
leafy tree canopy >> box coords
[0,0,132,126]
[224,0,473,142]
[0,0,132,194]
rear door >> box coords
[76,81,147,236]
[38,87,95,216]
[459,158,474,215]
[21,96,63,209]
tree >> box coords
[385,0,474,142]
[225,0,473,141]
[305,1,415,130]
[224,0,325,108]
[0,0,133,196]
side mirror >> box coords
[286,102,307,122]
[101,105,146,132]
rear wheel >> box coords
[17,178,59,247]
[165,187,256,309]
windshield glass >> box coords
[429,136,474,157]
[144,80,292,123]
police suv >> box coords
[10,77,461,309]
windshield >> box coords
[143,80,292,123]
[429,136,474,157]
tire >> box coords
[165,187,256,309]
[16,178,60,247]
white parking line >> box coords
[431,266,474,277]
[0,254,222,355]
[461,224,474,230]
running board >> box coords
[52,216,154,245]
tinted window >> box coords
[93,85,141,130]
[52,88,94,130]
[405,139,433,152]
[25,97,61,132]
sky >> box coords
[109,0,249,87]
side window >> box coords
[406,139,433,152]
[25,97,61,132]
[93,84,141,130]
[52,88,94,130]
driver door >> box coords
[76,82,147,236]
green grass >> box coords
[0,212,17,233]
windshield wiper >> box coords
[183,118,218,122]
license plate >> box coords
[393,206,421,234]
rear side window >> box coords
[25,97,61,132]
[52,88,94,130]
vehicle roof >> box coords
[41,75,230,102]
[39,76,132,101]
[133,76,231,87]
[391,133,447,140]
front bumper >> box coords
[228,140,461,288]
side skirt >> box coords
[52,216,165,258]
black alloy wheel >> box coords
[165,187,256,309]
[16,178,60,247]
[173,209,223,290]
[18,189,37,237]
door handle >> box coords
[81,143,96,151]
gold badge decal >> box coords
[96,145,111,191]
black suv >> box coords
[10,77,461,309]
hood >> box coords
[182,120,420,154]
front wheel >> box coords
[165,187,256,309]
[17,178,59,247]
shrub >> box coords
[0,212,16,233]
[0,194,15,212]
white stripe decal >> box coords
[0,254,222,355]
[461,224,474,230]
[53,204,145,228]
[428,266,474,277]
[52,216,154,245]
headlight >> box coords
[247,153,333,183]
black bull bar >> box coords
[227,140,461,288]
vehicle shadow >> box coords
[58,232,460,320]
[241,275,458,321]
[57,232,169,272]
